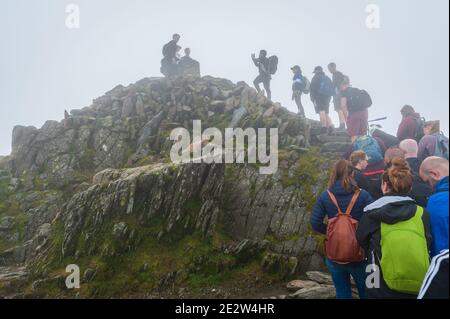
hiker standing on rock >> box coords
[328,63,347,130]
[340,76,372,143]
[310,160,373,299]
[161,34,181,77]
[291,65,309,118]
[310,66,334,135]
[252,50,273,100]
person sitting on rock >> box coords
[252,50,272,100]
[161,34,181,77]
[178,48,201,77]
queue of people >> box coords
[311,151,448,299]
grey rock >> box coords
[0,217,15,231]
[290,285,336,299]
[230,106,248,128]
[306,271,334,285]
[286,280,320,292]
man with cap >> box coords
[291,65,307,118]
[310,66,334,134]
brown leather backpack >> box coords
[325,190,365,264]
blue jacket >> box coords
[427,176,449,257]
[310,181,374,234]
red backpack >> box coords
[325,190,365,264]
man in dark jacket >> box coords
[161,34,181,77]
[310,66,334,134]
[350,151,371,193]
[328,63,347,130]
[252,50,272,100]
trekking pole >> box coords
[368,117,387,123]
[367,117,387,136]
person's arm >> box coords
[251,55,259,67]
[341,96,348,120]
[396,118,408,140]
[421,208,433,252]
[310,195,328,235]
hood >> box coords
[363,195,417,225]
[436,176,449,191]
[328,181,357,196]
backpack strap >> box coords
[327,190,343,215]
[344,190,361,216]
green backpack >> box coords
[380,206,430,294]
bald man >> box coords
[420,157,449,257]
[400,139,420,175]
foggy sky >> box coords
[0,0,449,156]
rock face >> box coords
[0,75,347,298]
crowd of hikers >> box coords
[159,35,449,299]
[311,135,448,299]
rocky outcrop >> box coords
[0,75,350,298]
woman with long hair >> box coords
[310,160,373,299]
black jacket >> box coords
[405,157,433,207]
[356,195,432,299]
[406,157,421,175]
[162,40,179,59]
[418,249,449,299]
[310,71,328,102]
[354,168,371,194]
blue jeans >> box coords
[325,258,367,299]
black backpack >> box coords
[268,56,278,75]
[347,88,372,112]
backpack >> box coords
[353,136,384,166]
[268,56,278,75]
[325,190,365,264]
[434,132,449,160]
[346,88,372,112]
[318,75,335,97]
[380,206,430,294]
[414,117,426,141]
[302,76,311,94]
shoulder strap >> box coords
[344,190,361,216]
[327,190,343,215]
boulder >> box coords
[289,285,336,299]
[286,280,320,292]
[306,271,334,285]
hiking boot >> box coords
[320,127,328,135]
[339,123,346,130]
